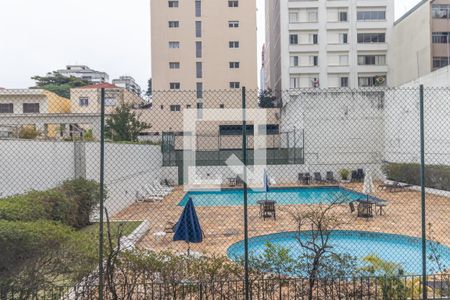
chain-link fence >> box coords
[0,86,449,299]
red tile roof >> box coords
[80,83,118,89]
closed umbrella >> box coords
[263,168,270,200]
[362,169,374,201]
[173,197,203,255]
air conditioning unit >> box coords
[311,78,320,88]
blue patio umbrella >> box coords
[173,197,203,254]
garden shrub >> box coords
[0,220,73,285]
[0,179,100,228]
[59,178,101,228]
[383,163,450,191]
[0,190,76,226]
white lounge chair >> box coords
[143,185,167,198]
[135,189,163,202]
[153,180,173,193]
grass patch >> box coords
[80,221,142,237]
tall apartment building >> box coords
[390,0,450,86]
[151,0,257,93]
[112,76,142,96]
[147,0,267,137]
[264,0,394,91]
[55,65,109,83]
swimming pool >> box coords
[227,230,450,275]
[179,186,366,207]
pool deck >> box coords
[115,182,450,258]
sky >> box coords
[0,0,423,90]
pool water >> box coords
[227,231,450,275]
[179,186,366,207]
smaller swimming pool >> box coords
[179,186,366,207]
[227,231,450,275]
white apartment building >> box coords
[56,65,109,83]
[265,0,394,91]
[112,76,142,96]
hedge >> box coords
[383,163,450,191]
[0,179,100,228]
[0,220,73,284]
[58,178,101,228]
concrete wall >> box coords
[281,90,385,178]
[384,66,450,164]
[0,140,163,215]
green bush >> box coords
[383,163,450,191]
[0,179,100,228]
[59,178,100,228]
[0,220,73,285]
[0,190,76,226]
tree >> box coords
[145,79,152,97]
[258,89,277,108]
[290,195,354,300]
[106,105,150,142]
[31,72,91,98]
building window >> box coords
[195,21,202,37]
[195,0,201,17]
[220,104,225,109]
[0,103,13,113]
[168,21,179,28]
[228,21,239,28]
[229,41,239,48]
[169,41,180,48]
[289,12,299,23]
[310,55,319,66]
[340,33,348,44]
[358,75,386,87]
[196,62,203,78]
[357,11,386,21]
[433,57,450,69]
[229,62,240,68]
[432,32,450,44]
[228,1,238,7]
[168,0,179,8]
[169,62,180,69]
[339,11,348,22]
[290,77,300,89]
[186,104,192,109]
[229,82,240,89]
[308,10,318,22]
[169,82,181,90]
[290,56,299,67]
[289,34,298,45]
[170,105,181,112]
[432,4,450,19]
[196,82,203,98]
[23,103,40,113]
[358,55,386,65]
[79,97,89,106]
[357,33,385,43]
[340,77,349,87]
[310,33,318,44]
[197,102,203,109]
[196,41,202,58]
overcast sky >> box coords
[0,0,422,90]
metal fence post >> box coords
[242,87,250,300]
[419,84,427,300]
[98,87,106,300]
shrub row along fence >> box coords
[0,87,449,299]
